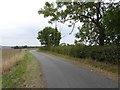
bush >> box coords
[39,45,120,64]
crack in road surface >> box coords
[30,50,118,88]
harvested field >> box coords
[2,48,26,73]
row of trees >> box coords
[12,45,40,49]
[37,1,120,46]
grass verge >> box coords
[2,51,45,88]
[0,77,1,89]
[38,49,118,82]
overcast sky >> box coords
[0,0,81,46]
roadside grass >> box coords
[0,48,2,89]
[2,51,45,88]
[38,49,118,82]
[2,52,28,88]
[20,52,45,88]
[0,77,1,90]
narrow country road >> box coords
[30,50,118,88]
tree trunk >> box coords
[98,26,105,46]
[99,33,104,46]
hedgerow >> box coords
[40,45,120,64]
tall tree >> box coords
[37,27,61,47]
[38,1,119,46]
[103,3,120,45]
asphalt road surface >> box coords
[30,50,118,88]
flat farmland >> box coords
[2,48,25,73]
[2,49,45,88]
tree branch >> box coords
[69,20,79,35]
[58,18,72,23]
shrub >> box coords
[39,45,120,64]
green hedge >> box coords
[40,45,120,64]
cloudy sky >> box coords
[0,0,80,46]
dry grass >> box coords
[2,48,26,73]
[0,48,2,73]
[2,52,45,88]
[0,48,2,89]
[20,53,45,88]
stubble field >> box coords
[2,48,25,73]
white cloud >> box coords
[0,0,48,46]
[0,0,45,30]
[0,0,78,46]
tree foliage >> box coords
[103,4,120,45]
[38,1,120,46]
[37,27,61,47]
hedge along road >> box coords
[30,50,118,88]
